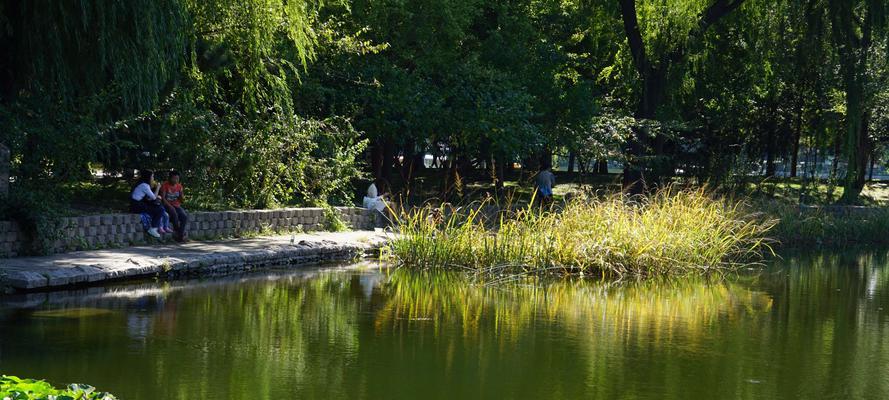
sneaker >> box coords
[147,228,161,238]
[163,227,173,234]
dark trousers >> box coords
[164,204,188,236]
[130,201,164,229]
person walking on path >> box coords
[159,170,189,242]
[130,169,164,238]
[536,164,556,204]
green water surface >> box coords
[2,251,889,399]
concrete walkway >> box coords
[0,230,390,291]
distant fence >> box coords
[0,207,374,258]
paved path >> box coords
[0,231,390,291]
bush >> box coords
[156,92,367,209]
[1,375,116,400]
[0,187,66,255]
[322,206,349,232]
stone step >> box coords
[0,231,389,291]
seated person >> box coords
[160,170,189,242]
[130,169,164,238]
[363,178,389,212]
[160,208,173,234]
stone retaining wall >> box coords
[0,207,373,258]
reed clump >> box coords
[384,188,775,279]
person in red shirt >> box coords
[159,170,189,242]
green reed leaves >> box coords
[385,188,775,279]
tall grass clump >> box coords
[385,188,775,279]
[761,202,889,246]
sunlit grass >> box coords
[742,178,889,206]
[384,188,776,279]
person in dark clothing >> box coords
[536,164,556,205]
[130,169,164,238]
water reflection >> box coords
[377,270,773,337]
[0,253,888,399]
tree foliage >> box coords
[0,0,364,208]
[2,0,889,206]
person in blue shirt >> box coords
[535,164,556,203]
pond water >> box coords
[2,251,889,399]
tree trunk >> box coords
[596,159,609,174]
[790,106,803,178]
[381,138,395,183]
[831,0,872,203]
[539,150,553,170]
[831,133,841,181]
[617,0,746,194]
[567,152,576,173]
[812,147,819,180]
[869,150,875,181]
[839,77,869,202]
[371,139,384,179]
[765,127,777,177]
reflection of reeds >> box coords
[385,188,775,279]
[375,269,773,342]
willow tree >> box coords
[185,0,328,112]
[0,0,349,206]
[0,0,188,180]
[828,0,887,203]
[616,0,746,192]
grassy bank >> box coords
[0,375,116,400]
[385,189,775,279]
[761,202,889,246]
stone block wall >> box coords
[0,207,373,258]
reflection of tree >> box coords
[374,255,889,399]
[142,272,364,399]
[0,271,368,399]
[6,253,889,399]
[752,250,889,399]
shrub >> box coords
[322,206,349,232]
[0,187,66,255]
[0,375,116,400]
